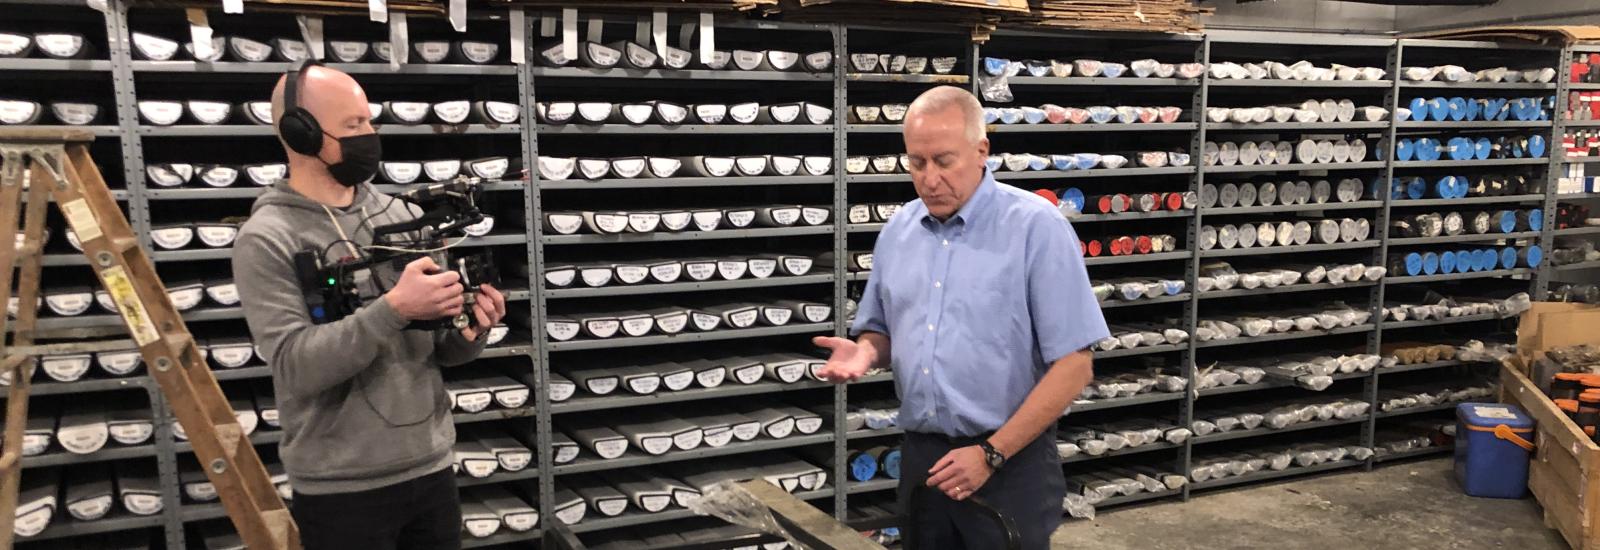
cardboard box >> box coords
[1515,302,1600,377]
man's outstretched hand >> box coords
[813,336,872,383]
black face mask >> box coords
[320,132,381,187]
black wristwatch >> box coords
[979,441,1006,471]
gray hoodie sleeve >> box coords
[433,326,486,367]
[233,230,411,400]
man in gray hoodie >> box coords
[231,62,507,550]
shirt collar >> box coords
[922,168,998,229]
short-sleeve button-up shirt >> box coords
[851,170,1110,437]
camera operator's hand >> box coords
[384,257,464,321]
[460,284,507,342]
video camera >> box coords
[295,177,500,331]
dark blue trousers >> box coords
[899,429,1064,550]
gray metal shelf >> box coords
[1396,120,1552,129]
[1100,293,1192,309]
[1381,313,1503,330]
[453,406,538,425]
[1555,226,1600,237]
[1062,440,1181,464]
[1199,241,1378,258]
[1554,260,1600,272]
[5,125,122,137]
[1007,76,1198,87]
[173,431,281,455]
[542,226,832,245]
[1209,79,1393,89]
[1387,231,1539,246]
[1377,360,1481,376]
[1386,268,1533,284]
[21,444,158,469]
[1203,200,1381,215]
[1093,488,1182,509]
[845,271,870,282]
[1372,444,1451,463]
[1192,415,1369,445]
[41,254,91,267]
[130,61,518,76]
[16,511,166,542]
[5,375,148,397]
[845,427,903,440]
[531,67,832,82]
[1390,194,1544,207]
[541,175,832,190]
[1206,161,1385,174]
[846,174,909,184]
[1194,324,1376,349]
[845,478,898,494]
[545,273,834,299]
[1564,120,1600,128]
[1189,459,1364,491]
[33,307,243,331]
[551,379,834,415]
[1085,251,1191,266]
[151,248,232,262]
[1398,81,1556,90]
[139,124,521,137]
[552,433,833,476]
[846,73,970,84]
[211,366,270,382]
[1070,391,1183,413]
[1207,122,1387,131]
[0,58,112,71]
[145,188,266,200]
[456,467,540,489]
[986,123,1199,133]
[1391,158,1549,168]
[545,323,833,352]
[992,166,1197,181]
[1557,193,1600,199]
[1199,280,1378,300]
[1376,400,1485,419]
[537,124,835,135]
[847,223,885,233]
[1071,210,1193,223]
[1564,156,1600,164]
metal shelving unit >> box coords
[1,6,1582,546]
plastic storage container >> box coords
[1455,402,1535,499]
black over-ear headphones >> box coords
[279,58,325,156]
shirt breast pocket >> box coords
[949,253,1026,340]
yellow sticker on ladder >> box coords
[60,198,103,243]
[100,266,159,346]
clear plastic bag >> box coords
[688,481,804,547]
[976,61,1020,103]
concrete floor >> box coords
[1052,457,1568,549]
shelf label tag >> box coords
[450,0,466,32]
[586,17,603,44]
[222,0,243,14]
[508,10,525,64]
[296,16,325,60]
[652,10,668,58]
[561,8,577,61]
[388,14,408,69]
[369,0,387,23]
[186,9,215,61]
[635,16,650,45]
[699,12,714,63]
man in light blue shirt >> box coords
[816,86,1109,549]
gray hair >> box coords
[907,85,986,144]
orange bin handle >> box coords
[1493,424,1535,452]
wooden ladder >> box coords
[0,128,298,549]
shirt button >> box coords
[942,239,949,247]
[922,368,929,374]
[934,281,942,288]
[927,324,935,331]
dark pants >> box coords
[899,430,1064,550]
[291,467,461,550]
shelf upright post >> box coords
[1538,46,1573,299]
[1366,39,1404,470]
[831,22,850,521]
[1178,33,1209,502]
[104,0,150,245]
[515,9,558,539]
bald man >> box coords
[815,86,1107,548]
[231,61,506,550]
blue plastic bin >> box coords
[1454,402,1535,499]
